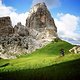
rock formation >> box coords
[0,16,13,36]
[0,3,58,59]
[14,22,29,36]
[69,46,80,54]
[25,3,58,53]
[26,3,57,39]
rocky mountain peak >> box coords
[0,3,58,59]
[26,3,57,38]
[29,3,47,14]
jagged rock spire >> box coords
[26,3,57,37]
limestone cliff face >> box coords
[0,16,13,36]
[26,3,57,40]
[0,18,29,59]
[0,3,58,59]
[25,3,58,53]
[14,22,29,36]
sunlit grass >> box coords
[0,52,80,73]
[0,40,80,80]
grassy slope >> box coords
[0,40,80,80]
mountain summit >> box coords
[26,3,57,39]
[0,3,58,59]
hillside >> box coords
[0,40,80,80]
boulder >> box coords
[69,46,80,54]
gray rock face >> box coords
[14,22,29,36]
[0,18,29,59]
[0,3,58,59]
[0,35,29,59]
[0,16,13,36]
[26,3,57,39]
[25,3,58,53]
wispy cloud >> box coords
[32,0,61,9]
[0,0,29,26]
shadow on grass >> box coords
[0,63,10,68]
[0,59,80,80]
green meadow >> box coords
[0,40,80,80]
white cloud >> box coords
[10,12,29,26]
[55,13,80,40]
[32,0,60,9]
[0,0,29,26]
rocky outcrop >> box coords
[0,3,58,59]
[0,18,29,59]
[0,16,13,36]
[14,22,29,36]
[69,46,80,54]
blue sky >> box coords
[3,0,32,13]
[51,0,80,17]
[0,0,80,44]
[2,0,80,16]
